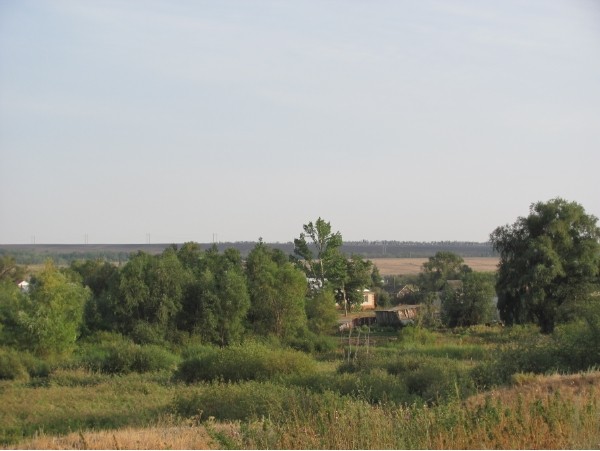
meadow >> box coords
[3,323,600,450]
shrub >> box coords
[174,342,316,383]
[386,355,475,403]
[287,330,337,354]
[77,336,178,374]
[398,325,436,346]
[0,347,29,380]
[0,347,49,381]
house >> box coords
[375,304,421,327]
[361,289,376,310]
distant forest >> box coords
[0,241,495,265]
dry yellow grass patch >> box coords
[371,257,499,275]
[9,425,226,450]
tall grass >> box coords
[0,370,193,445]
[237,373,600,449]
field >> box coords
[371,257,499,275]
[3,325,600,450]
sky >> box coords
[1,0,599,244]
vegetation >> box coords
[1,203,600,449]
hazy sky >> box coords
[1,0,599,244]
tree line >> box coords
[0,197,599,361]
[0,219,383,357]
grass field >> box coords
[371,257,499,275]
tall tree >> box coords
[179,246,249,346]
[70,259,120,334]
[14,262,90,357]
[490,198,600,333]
[116,249,189,339]
[341,255,374,311]
[305,288,339,335]
[420,251,470,292]
[246,241,307,340]
[441,272,495,327]
[293,217,344,286]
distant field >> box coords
[371,257,499,275]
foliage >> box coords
[12,262,90,357]
[419,251,470,291]
[441,271,496,327]
[77,334,179,374]
[0,346,49,381]
[174,342,316,383]
[305,288,339,335]
[70,259,121,335]
[341,255,374,310]
[292,217,344,287]
[0,255,27,283]
[491,198,600,333]
[115,249,189,339]
[246,241,307,340]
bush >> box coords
[287,330,337,354]
[77,336,178,374]
[398,325,436,346]
[0,347,49,381]
[0,347,29,380]
[386,355,475,403]
[174,341,317,383]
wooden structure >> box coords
[375,304,421,327]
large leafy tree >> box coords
[116,248,189,339]
[441,272,495,328]
[70,259,120,334]
[490,198,600,333]
[246,241,307,340]
[305,288,339,335]
[178,246,249,346]
[293,218,378,315]
[13,262,90,357]
[342,255,374,310]
[419,251,470,292]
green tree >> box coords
[246,241,307,340]
[419,251,469,292]
[490,198,600,333]
[179,246,249,346]
[0,280,26,347]
[293,217,344,287]
[441,272,495,327]
[0,255,27,283]
[305,288,339,335]
[341,255,374,311]
[15,262,90,357]
[116,249,189,339]
[70,259,120,334]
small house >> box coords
[361,289,376,310]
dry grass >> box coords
[10,425,221,450]
[371,257,499,275]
